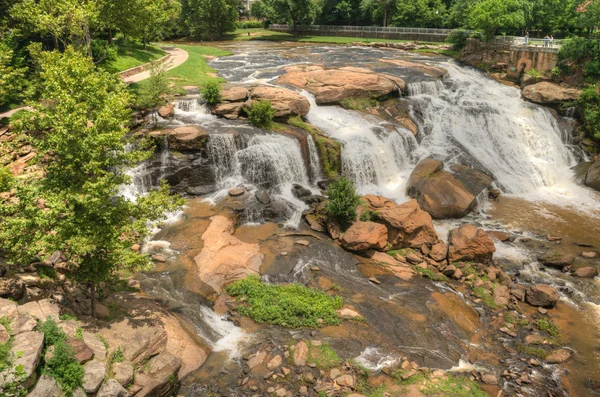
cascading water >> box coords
[407,80,445,96]
[307,135,323,182]
[408,63,599,211]
[302,91,418,201]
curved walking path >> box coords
[1,46,190,120]
[123,46,189,84]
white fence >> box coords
[269,24,453,35]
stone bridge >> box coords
[506,47,559,79]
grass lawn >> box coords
[225,28,444,46]
[131,44,232,96]
[101,43,167,73]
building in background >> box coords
[242,0,259,11]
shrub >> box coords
[557,37,600,80]
[446,30,470,50]
[226,275,343,328]
[0,167,14,192]
[39,317,67,348]
[576,85,600,141]
[44,341,84,394]
[201,81,221,106]
[325,177,362,229]
[525,68,541,78]
[245,100,277,128]
[137,62,169,109]
[91,39,118,64]
[359,208,379,222]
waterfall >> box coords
[302,91,418,201]
[407,80,446,96]
[207,133,240,188]
[159,136,170,179]
[307,135,323,182]
[237,135,309,189]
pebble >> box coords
[151,254,166,263]
[500,327,517,338]
[296,240,310,246]
[368,277,380,284]
[538,307,548,314]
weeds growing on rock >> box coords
[226,275,343,328]
[414,266,448,282]
[536,318,561,339]
[423,374,488,397]
[517,344,549,360]
[341,97,378,110]
[39,317,67,348]
[307,342,342,369]
[43,341,84,394]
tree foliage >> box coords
[325,176,362,229]
[181,0,240,39]
[0,42,27,107]
[468,0,525,40]
[0,47,183,316]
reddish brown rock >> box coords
[157,104,174,118]
[379,59,448,79]
[487,231,511,242]
[363,196,438,249]
[68,338,94,364]
[522,82,581,105]
[193,216,263,294]
[220,86,249,102]
[277,67,402,105]
[147,125,208,151]
[341,221,388,252]
[429,242,448,262]
[546,349,572,363]
[572,266,598,278]
[538,252,574,269]
[249,86,310,117]
[526,284,560,308]
[448,225,495,264]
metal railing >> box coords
[269,24,453,35]
[495,35,563,50]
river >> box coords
[132,41,600,396]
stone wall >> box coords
[118,53,171,80]
[506,48,559,79]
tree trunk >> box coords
[90,283,97,319]
[143,35,147,50]
[54,35,59,50]
[383,8,387,27]
[108,28,113,44]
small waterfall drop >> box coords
[307,135,323,182]
[407,80,446,96]
[302,91,418,201]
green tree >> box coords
[123,0,181,49]
[468,0,525,40]
[138,62,170,109]
[391,0,448,28]
[10,0,98,52]
[360,0,397,26]
[181,0,240,39]
[264,0,320,35]
[316,0,365,25]
[250,0,270,19]
[0,47,183,317]
[0,42,26,107]
[325,176,361,229]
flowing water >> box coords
[126,41,600,396]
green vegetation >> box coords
[38,266,58,280]
[74,327,83,340]
[44,341,84,394]
[181,0,240,39]
[307,342,342,369]
[201,81,222,106]
[536,317,561,338]
[394,369,427,385]
[359,207,380,222]
[413,266,448,282]
[39,317,67,348]
[226,275,343,328]
[325,177,362,230]
[0,167,14,192]
[446,29,470,49]
[137,62,170,109]
[525,68,542,78]
[287,116,341,178]
[100,43,166,73]
[134,44,232,95]
[0,48,184,318]
[472,286,501,308]
[0,43,27,108]
[111,347,125,363]
[0,337,11,371]
[387,248,414,257]
[517,344,549,359]
[423,374,488,397]
[576,85,600,141]
[245,100,277,128]
[341,97,378,110]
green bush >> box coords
[577,85,600,141]
[201,81,221,106]
[558,37,600,80]
[325,177,362,230]
[39,317,67,349]
[91,39,118,64]
[446,30,470,50]
[226,275,343,328]
[44,341,84,394]
[245,100,277,128]
[525,68,541,78]
[0,167,14,192]
[235,21,264,29]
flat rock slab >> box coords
[17,299,60,321]
[98,321,167,365]
[82,331,107,362]
[96,378,127,397]
[9,331,44,388]
[0,298,18,320]
[27,374,61,397]
[112,361,134,386]
[11,313,38,335]
[133,351,182,397]
[82,360,107,394]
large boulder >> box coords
[522,82,581,105]
[379,59,448,79]
[27,375,61,397]
[585,161,600,192]
[96,379,127,397]
[249,86,310,117]
[363,196,438,249]
[132,351,181,397]
[526,284,560,308]
[7,331,44,388]
[97,322,167,365]
[193,215,263,294]
[341,221,388,252]
[407,159,492,219]
[448,224,495,264]
[147,126,208,151]
[277,66,403,105]
[17,299,60,321]
[538,252,574,269]
[82,360,107,394]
